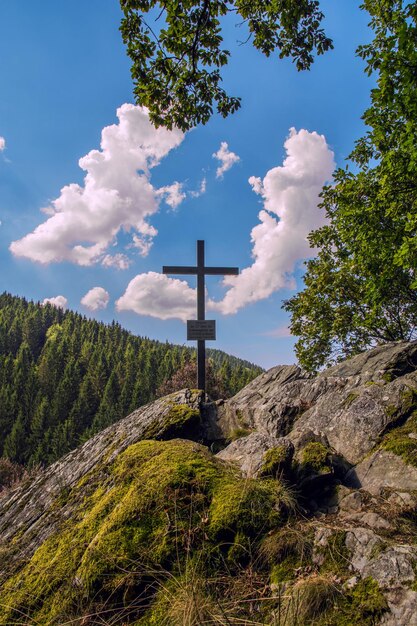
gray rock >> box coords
[2,340,417,622]
[215,341,417,465]
[312,526,334,566]
[322,340,417,381]
[216,433,293,477]
[0,389,204,568]
[345,527,383,574]
[348,450,417,495]
[216,364,311,440]
[364,545,416,588]
[346,528,417,588]
[380,589,417,626]
[338,490,364,513]
[387,491,416,509]
[347,511,392,531]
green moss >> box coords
[402,387,417,409]
[270,555,298,585]
[385,403,399,418]
[316,577,388,626]
[141,403,201,440]
[343,392,359,408]
[0,439,286,625]
[370,540,387,560]
[382,410,417,467]
[301,442,331,473]
[319,531,350,576]
[383,435,417,466]
[228,408,252,441]
[260,525,313,588]
[235,408,244,421]
[208,477,281,541]
[229,427,252,441]
[260,445,289,477]
[226,531,251,568]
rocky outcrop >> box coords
[0,389,204,566]
[347,449,417,495]
[2,340,417,625]
[209,341,417,625]
[216,340,417,466]
[216,432,294,477]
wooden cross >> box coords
[163,240,239,394]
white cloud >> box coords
[81,287,110,311]
[213,142,240,179]
[116,272,196,322]
[190,177,207,198]
[116,128,334,324]
[10,104,184,266]
[157,181,186,209]
[101,253,131,270]
[42,295,68,310]
[0,137,5,151]
[210,128,335,314]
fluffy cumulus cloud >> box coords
[213,142,240,179]
[42,295,68,310]
[81,287,110,311]
[156,181,186,209]
[116,128,334,323]
[211,128,335,314]
[116,272,196,322]
[10,105,184,267]
[0,136,5,151]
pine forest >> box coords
[0,293,262,468]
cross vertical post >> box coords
[163,240,239,394]
[197,240,206,391]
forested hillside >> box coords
[0,293,262,467]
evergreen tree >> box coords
[0,292,262,466]
[91,371,121,432]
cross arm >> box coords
[204,267,239,275]
[162,266,198,275]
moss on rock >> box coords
[319,530,350,576]
[141,403,201,440]
[300,441,332,474]
[382,410,417,467]
[315,577,388,626]
[208,476,281,541]
[228,426,252,441]
[260,445,291,477]
[0,439,288,625]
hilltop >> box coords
[1,340,417,624]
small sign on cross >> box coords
[163,240,239,394]
[187,320,216,341]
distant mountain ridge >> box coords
[0,292,262,467]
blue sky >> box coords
[0,1,372,369]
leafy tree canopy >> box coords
[119,0,333,130]
[284,0,417,371]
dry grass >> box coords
[280,573,340,626]
[259,525,313,567]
